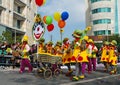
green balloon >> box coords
[46,16,52,25]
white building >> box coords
[85,0,119,36]
[0,0,37,44]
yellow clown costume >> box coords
[108,40,118,74]
[100,41,109,63]
[62,38,72,64]
[61,38,73,76]
[38,38,45,54]
[71,29,90,81]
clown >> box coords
[19,35,33,73]
[38,38,45,54]
[54,41,62,56]
[46,41,53,54]
[71,29,89,80]
[87,39,98,73]
[109,40,118,74]
[62,38,73,76]
[100,41,110,72]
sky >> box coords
[37,0,86,43]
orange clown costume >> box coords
[108,40,118,74]
[100,41,110,71]
[71,29,89,81]
[62,38,73,76]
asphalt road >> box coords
[0,64,120,85]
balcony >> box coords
[13,11,26,21]
[14,0,26,7]
[0,0,6,11]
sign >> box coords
[32,22,45,41]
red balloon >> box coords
[47,24,54,32]
[43,16,47,24]
[35,0,43,6]
[58,20,66,28]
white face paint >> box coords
[33,24,45,40]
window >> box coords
[17,6,21,13]
[91,0,111,3]
[17,20,21,29]
[93,19,111,25]
[92,8,111,14]
[94,30,111,36]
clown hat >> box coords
[88,39,93,43]
[47,41,53,45]
[72,29,82,38]
[111,40,117,45]
[39,38,45,43]
[104,41,109,45]
[22,35,28,42]
[56,41,62,46]
[63,38,69,43]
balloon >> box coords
[46,16,53,25]
[42,0,46,5]
[35,0,43,6]
[54,12,61,21]
[47,24,54,32]
[43,16,47,24]
[58,20,66,28]
[61,11,69,20]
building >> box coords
[85,0,119,36]
[0,0,37,44]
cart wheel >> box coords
[43,68,52,79]
[54,68,62,78]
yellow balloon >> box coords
[54,12,61,21]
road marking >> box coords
[60,74,120,85]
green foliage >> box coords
[0,36,3,43]
[108,34,120,45]
[2,31,22,44]
[2,31,13,44]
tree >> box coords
[2,31,13,44]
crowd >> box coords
[0,28,119,81]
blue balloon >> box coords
[61,11,69,20]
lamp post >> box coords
[107,24,109,42]
[14,29,16,43]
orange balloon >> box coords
[43,16,47,24]
[58,20,66,28]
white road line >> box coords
[60,74,120,85]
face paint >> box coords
[32,23,45,41]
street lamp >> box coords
[107,23,109,41]
[14,29,16,43]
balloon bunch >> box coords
[43,16,54,32]
[35,0,46,6]
[54,11,69,29]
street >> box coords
[0,64,120,85]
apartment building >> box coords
[85,0,119,36]
[0,0,37,44]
